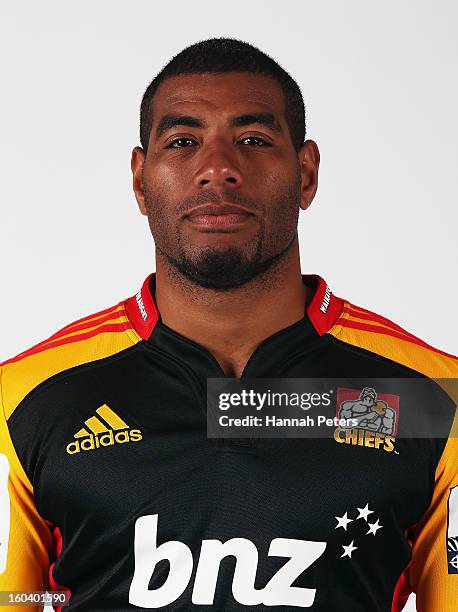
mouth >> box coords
[185,202,255,228]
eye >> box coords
[166,137,197,148]
[239,136,272,147]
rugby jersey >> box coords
[0,273,457,611]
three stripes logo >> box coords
[66,404,142,455]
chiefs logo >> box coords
[333,387,400,453]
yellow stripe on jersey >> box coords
[0,371,53,604]
[35,308,128,348]
[329,303,457,378]
[0,299,141,606]
[409,436,458,611]
[329,300,458,611]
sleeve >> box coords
[409,432,458,611]
[0,366,53,611]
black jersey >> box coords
[0,273,457,611]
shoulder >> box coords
[0,297,141,421]
[327,297,458,379]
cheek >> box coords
[144,163,179,199]
[262,165,301,237]
[141,162,188,249]
[140,170,172,229]
[263,167,301,212]
[253,154,299,193]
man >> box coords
[0,38,456,611]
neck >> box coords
[154,238,308,377]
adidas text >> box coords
[66,429,142,454]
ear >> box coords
[131,146,147,215]
[298,140,320,211]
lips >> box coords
[186,203,253,218]
[185,202,254,227]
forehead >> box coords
[152,72,286,119]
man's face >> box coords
[132,72,319,289]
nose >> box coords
[193,143,242,188]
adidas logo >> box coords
[66,404,142,455]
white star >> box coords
[335,512,354,531]
[341,540,358,559]
[356,503,374,522]
[366,519,383,536]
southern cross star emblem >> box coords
[336,503,383,561]
[366,519,383,536]
[356,503,374,521]
[335,512,353,531]
[341,540,358,559]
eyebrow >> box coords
[156,115,206,138]
[155,112,282,139]
[229,113,281,133]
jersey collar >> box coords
[124,272,343,341]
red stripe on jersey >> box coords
[1,323,129,365]
[48,525,72,611]
[391,526,415,611]
[336,318,457,359]
[343,303,419,339]
[0,305,126,367]
[35,309,126,347]
[391,568,411,612]
[50,304,121,335]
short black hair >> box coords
[140,38,306,151]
